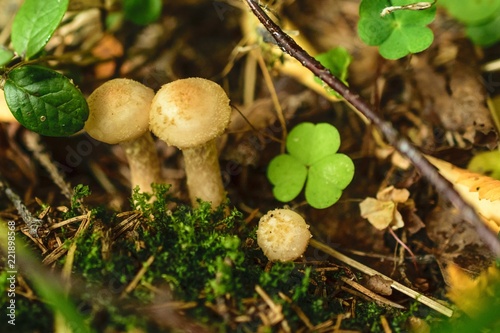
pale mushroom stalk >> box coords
[121,133,160,194]
[149,77,232,208]
[85,78,160,194]
[182,141,225,207]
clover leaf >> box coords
[439,0,500,46]
[358,0,436,60]
[267,123,355,209]
[123,0,162,25]
[439,0,500,26]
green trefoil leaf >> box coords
[358,0,436,60]
[123,0,162,25]
[267,122,355,209]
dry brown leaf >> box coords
[359,186,409,230]
[425,155,500,234]
[376,185,410,203]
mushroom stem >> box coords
[182,140,225,207]
[121,132,160,194]
[84,78,160,195]
[149,77,232,208]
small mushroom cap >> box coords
[257,208,312,262]
[149,77,231,149]
[85,78,154,144]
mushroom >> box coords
[257,208,312,262]
[149,77,231,207]
[84,78,160,193]
[0,89,18,123]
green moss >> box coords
[64,184,91,219]
[2,183,441,331]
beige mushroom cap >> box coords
[257,209,312,262]
[0,89,17,123]
[149,78,231,149]
[85,79,154,144]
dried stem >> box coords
[310,239,453,317]
[243,0,500,256]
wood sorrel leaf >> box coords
[267,154,307,202]
[268,122,354,208]
[11,0,69,59]
[358,0,436,59]
[306,154,355,209]
[4,65,89,137]
[286,122,341,165]
[124,0,162,25]
[439,0,500,25]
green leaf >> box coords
[0,46,14,66]
[267,154,308,202]
[306,154,355,209]
[267,122,354,208]
[466,13,500,46]
[11,0,69,59]
[467,150,500,180]
[287,122,341,165]
[124,0,162,25]
[439,0,500,25]
[314,47,352,97]
[358,0,436,59]
[4,65,89,136]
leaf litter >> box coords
[1,0,500,331]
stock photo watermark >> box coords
[5,220,17,326]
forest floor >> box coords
[0,0,499,332]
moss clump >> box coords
[1,183,427,331]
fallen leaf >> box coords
[376,185,410,203]
[426,155,500,234]
[359,193,404,230]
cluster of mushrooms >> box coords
[1,76,313,262]
[83,78,312,262]
[84,77,231,208]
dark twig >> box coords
[243,0,500,256]
[0,176,42,236]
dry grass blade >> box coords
[310,239,453,317]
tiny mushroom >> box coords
[85,78,161,193]
[257,208,312,262]
[149,77,231,207]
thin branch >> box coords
[243,0,500,256]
